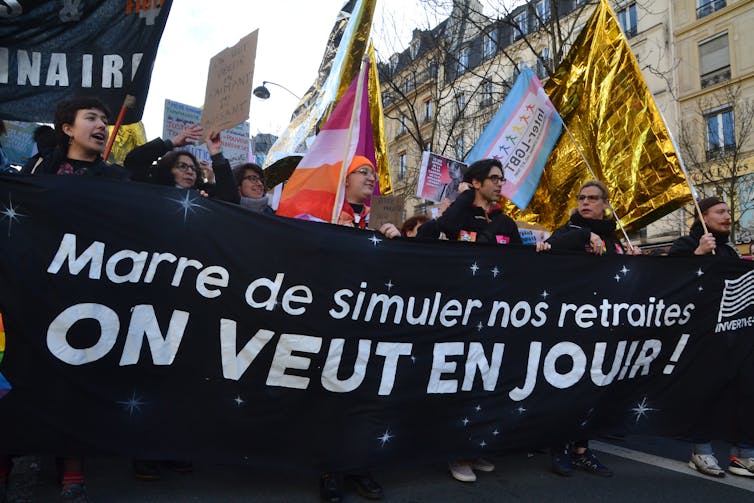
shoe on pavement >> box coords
[471,458,495,472]
[346,473,383,500]
[60,482,89,503]
[133,460,161,481]
[728,456,754,477]
[573,449,613,477]
[551,449,573,477]
[688,453,725,478]
[319,473,343,503]
[448,461,476,482]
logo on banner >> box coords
[715,269,754,332]
[126,0,164,25]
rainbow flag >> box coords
[465,67,562,209]
[276,60,372,223]
[0,312,10,399]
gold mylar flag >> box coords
[510,0,690,232]
[368,42,392,195]
[107,121,147,165]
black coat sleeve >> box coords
[547,224,591,251]
[124,138,171,182]
[208,153,240,204]
[433,189,475,241]
[668,236,698,256]
[480,213,522,244]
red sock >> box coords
[61,471,84,489]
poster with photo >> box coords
[416,151,468,203]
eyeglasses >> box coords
[577,194,604,202]
[243,175,263,184]
[353,168,376,178]
[486,175,505,184]
[174,162,197,173]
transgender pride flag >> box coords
[466,67,563,209]
[277,60,373,223]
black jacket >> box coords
[547,212,625,255]
[668,221,740,258]
[124,138,240,204]
[417,189,522,244]
[31,148,129,179]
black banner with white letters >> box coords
[0,175,752,471]
[0,0,172,124]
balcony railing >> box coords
[706,144,736,161]
[697,0,726,19]
[700,65,730,88]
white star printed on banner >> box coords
[0,195,25,238]
[631,397,658,424]
[234,395,245,406]
[614,274,621,282]
[462,417,470,426]
[377,430,393,447]
[491,266,500,278]
[696,268,704,277]
[470,262,479,275]
[620,266,630,275]
[479,440,487,448]
[698,286,704,292]
[475,405,481,412]
[492,429,500,436]
[541,290,549,299]
[369,234,382,247]
[385,280,394,291]
[516,406,527,415]
[476,321,484,332]
[117,391,145,416]
[170,192,206,223]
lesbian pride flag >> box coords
[465,67,563,209]
[277,60,373,223]
[0,312,10,399]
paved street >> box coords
[5,436,754,502]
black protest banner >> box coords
[0,175,752,471]
[0,1,172,124]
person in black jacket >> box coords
[547,180,640,256]
[32,97,129,179]
[417,158,523,245]
[545,180,639,480]
[669,197,753,478]
[124,124,240,204]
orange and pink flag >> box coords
[276,61,375,223]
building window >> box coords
[536,0,551,27]
[455,136,465,160]
[536,48,551,79]
[697,0,726,19]
[483,30,498,59]
[428,61,438,79]
[705,107,735,160]
[481,81,494,106]
[699,33,730,89]
[423,98,433,122]
[389,54,399,73]
[617,3,637,38]
[399,115,408,135]
[513,12,528,40]
[456,47,469,75]
[404,75,413,94]
[398,152,407,179]
[410,39,420,59]
[455,92,466,114]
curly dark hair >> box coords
[53,97,111,150]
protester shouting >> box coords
[124,124,239,204]
[669,196,754,478]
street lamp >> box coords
[252,81,301,101]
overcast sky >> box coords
[141,0,446,140]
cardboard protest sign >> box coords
[163,99,250,166]
[201,30,258,135]
[368,195,405,231]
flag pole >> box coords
[104,94,136,161]
[330,56,370,224]
[561,123,635,249]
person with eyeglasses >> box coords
[545,180,639,480]
[233,163,274,214]
[417,158,523,246]
[124,124,239,204]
